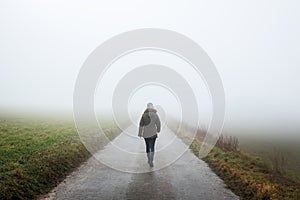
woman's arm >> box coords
[155,114,161,133]
[138,115,144,137]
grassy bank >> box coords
[190,138,300,200]
[0,117,120,200]
[238,136,300,180]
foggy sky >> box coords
[1,0,300,138]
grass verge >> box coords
[0,117,120,200]
[190,138,300,200]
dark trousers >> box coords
[144,136,157,153]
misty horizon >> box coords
[1,1,300,140]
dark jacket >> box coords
[138,108,161,138]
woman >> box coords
[138,103,161,167]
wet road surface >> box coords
[41,126,239,200]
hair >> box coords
[147,102,153,109]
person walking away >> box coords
[138,103,161,167]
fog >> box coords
[1,0,300,139]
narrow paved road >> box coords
[41,126,239,200]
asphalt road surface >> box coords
[41,125,239,200]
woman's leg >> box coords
[149,137,156,152]
[149,138,156,166]
[144,138,150,153]
[144,138,151,164]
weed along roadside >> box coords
[189,135,300,200]
[0,117,121,200]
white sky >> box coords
[1,0,300,138]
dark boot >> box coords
[149,152,154,167]
[147,152,151,164]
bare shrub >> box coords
[216,134,239,152]
[269,147,285,174]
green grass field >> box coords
[0,117,120,200]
